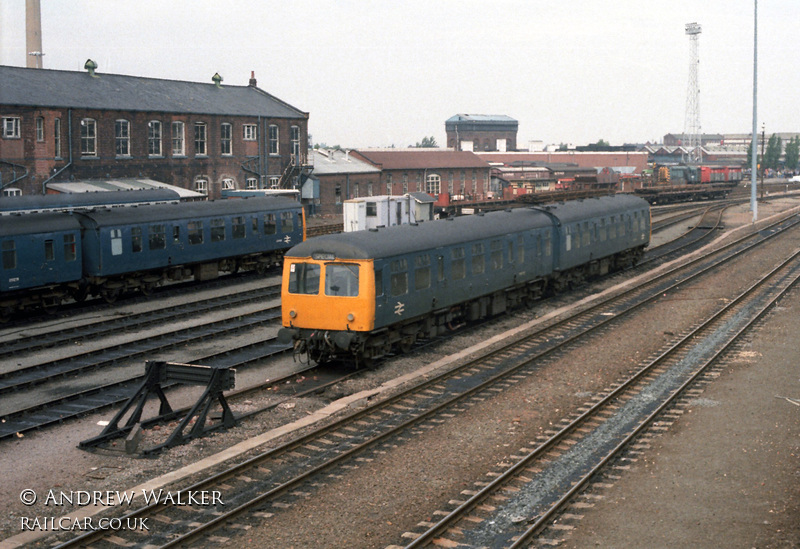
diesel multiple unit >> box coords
[0,196,304,319]
[278,194,650,366]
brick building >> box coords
[303,149,381,216]
[445,114,518,152]
[349,149,492,207]
[0,64,309,199]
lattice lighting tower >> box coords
[684,22,702,164]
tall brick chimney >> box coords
[249,71,257,87]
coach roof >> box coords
[285,207,553,260]
[0,65,306,119]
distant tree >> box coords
[558,143,569,151]
[784,136,799,171]
[414,136,437,148]
[764,134,783,171]
[595,139,610,147]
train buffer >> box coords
[79,360,236,455]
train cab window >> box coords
[390,259,408,296]
[264,214,276,235]
[232,216,246,239]
[281,212,294,233]
[211,218,226,243]
[188,221,204,245]
[490,240,503,270]
[45,240,55,261]
[2,240,16,269]
[326,264,360,296]
[131,227,143,253]
[111,229,123,256]
[451,247,466,280]
[471,243,485,275]
[149,224,166,250]
[288,263,321,295]
[64,234,76,262]
[414,254,431,290]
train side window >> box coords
[251,216,259,235]
[2,240,16,269]
[63,234,76,262]
[188,221,203,245]
[471,243,485,275]
[451,247,465,280]
[599,219,607,242]
[609,216,617,240]
[375,268,384,296]
[536,235,542,258]
[582,222,591,247]
[131,227,143,253]
[326,263,359,296]
[490,240,503,270]
[211,218,226,242]
[264,214,276,235]
[437,255,445,282]
[45,239,55,261]
[111,229,123,256]
[232,216,246,239]
[619,216,626,237]
[517,236,524,264]
[565,226,572,252]
[544,232,552,257]
[288,262,320,295]
[414,254,431,290]
[149,224,166,250]
[173,226,180,244]
[574,225,581,249]
[390,259,408,296]
[281,212,294,233]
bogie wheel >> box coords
[101,288,121,304]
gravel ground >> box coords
[1,198,799,549]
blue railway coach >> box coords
[279,194,650,366]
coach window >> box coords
[564,226,572,252]
[232,216,246,239]
[414,254,431,290]
[188,221,203,245]
[264,214,277,235]
[326,264,359,297]
[110,230,123,255]
[437,255,445,283]
[451,247,466,280]
[471,243,485,275]
[609,216,617,240]
[582,222,591,247]
[2,241,16,269]
[517,235,525,264]
[574,225,581,249]
[210,219,226,242]
[44,239,55,261]
[490,240,503,270]
[63,234,76,261]
[390,259,408,296]
[131,227,143,253]
[173,226,181,244]
[598,219,607,242]
[375,268,384,296]
[149,224,166,250]
[544,232,552,257]
[288,263,321,295]
[281,212,294,233]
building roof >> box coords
[0,65,307,119]
[45,178,205,199]
[310,149,380,176]
[445,114,517,124]
[353,149,490,170]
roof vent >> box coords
[84,59,98,77]
[212,73,223,88]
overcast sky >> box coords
[1,1,797,149]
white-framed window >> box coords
[194,179,208,194]
[80,118,97,156]
[194,122,207,156]
[426,173,441,195]
[222,178,235,190]
[268,125,279,155]
[36,117,44,141]
[268,176,279,189]
[115,120,130,156]
[290,125,300,156]
[148,120,162,156]
[172,121,185,156]
[2,117,20,139]
[243,124,257,141]
[54,118,62,158]
[220,123,232,155]
[246,177,258,189]
[2,187,22,197]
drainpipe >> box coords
[42,108,73,194]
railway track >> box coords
[48,212,800,548]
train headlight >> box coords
[347,313,355,322]
[289,310,297,318]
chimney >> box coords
[249,71,257,87]
[26,0,44,68]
